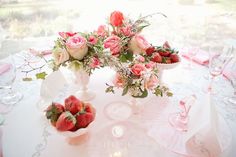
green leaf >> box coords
[132,89,148,98]
[69,60,82,71]
[22,77,33,81]
[122,86,129,96]
[136,24,150,32]
[166,92,173,97]
[105,86,115,94]
[125,51,133,61]
[119,54,127,62]
[154,87,163,96]
[36,72,47,80]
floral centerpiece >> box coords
[51,30,106,75]
[102,11,179,98]
[31,11,179,99]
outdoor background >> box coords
[0,0,236,58]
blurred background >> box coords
[0,0,236,58]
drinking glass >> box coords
[169,94,196,132]
[206,45,232,94]
[0,55,23,105]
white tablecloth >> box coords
[1,56,236,157]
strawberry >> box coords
[146,46,155,56]
[163,41,171,49]
[162,57,172,64]
[45,103,64,126]
[56,111,76,131]
[65,95,83,115]
[158,51,171,57]
[170,53,179,63]
[75,112,94,129]
[84,103,96,121]
[151,53,162,63]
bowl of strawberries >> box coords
[146,41,180,82]
[148,41,180,68]
[45,95,96,141]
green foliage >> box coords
[36,72,47,80]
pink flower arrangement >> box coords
[49,11,175,98]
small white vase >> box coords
[74,69,95,101]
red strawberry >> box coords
[65,95,83,114]
[45,103,64,126]
[84,103,96,114]
[158,51,171,57]
[84,103,96,121]
[170,54,179,63]
[69,126,78,132]
[146,46,155,56]
[163,41,171,49]
[56,111,76,131]
[151,53,162,63]
[164,57,172,64]
[75,112,94,129]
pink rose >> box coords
[104,35,121,55]
[113,73,124,87]
[88,36,98,45]
[97,25,108,37]
[52,48,69,65]
[137,55,145,62]
[110,11,124,27]
[120,25,134,37]
[128,35,151,54]
[145,61,156,69]
[66,35,88,60]
[145,75,159,90]
[90,57,100,68]
[58,32,77,39]
[131,64,146,76]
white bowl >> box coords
[156,61,180,70]
[47,122,90,138]
[58,127,88,138]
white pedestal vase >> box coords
[74,69,95,101]
[156,62,180,84]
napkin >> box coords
[40,70,67,104]
[184,94,231,157]
[0,63,11,75]
[181,49,209,65]
[147,94,231,157]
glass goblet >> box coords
[0,55,23,105]
[169,94,196,132]
[205,46,232,94]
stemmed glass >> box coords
[205,45,233,94]
[0,55,23,105]
[169,94,196,132]
[73,69,96,101]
